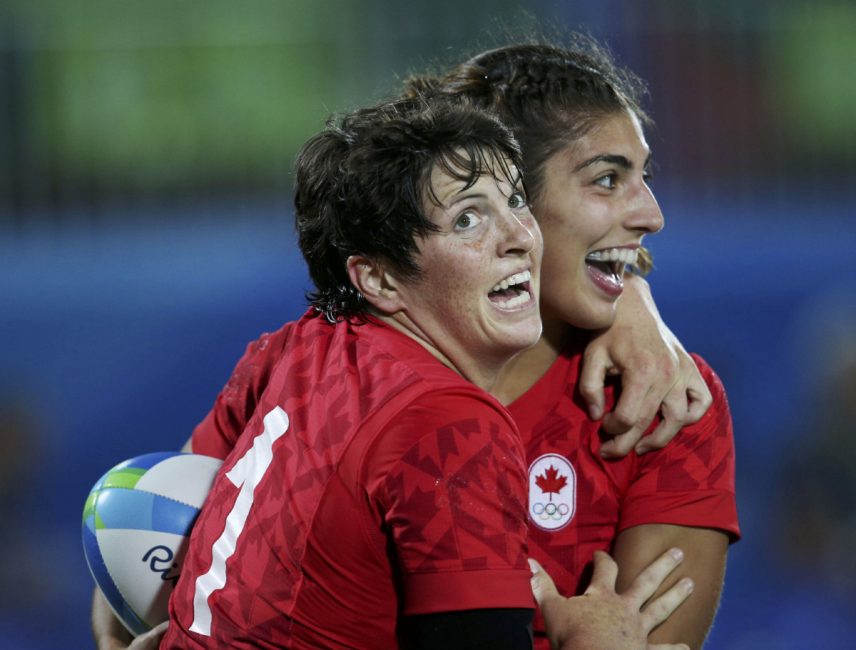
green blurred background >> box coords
[4,0,853,210]
[2,1,856,648]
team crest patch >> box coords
[528,453,576,531]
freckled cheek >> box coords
[422,257,486,319]
[442,279,482,316]
[418,265,460,306]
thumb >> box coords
[586,550,619,594]
[528,558,560,608]
[131,620,169,649]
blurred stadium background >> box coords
[2,1,855,647]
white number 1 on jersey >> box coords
[190,406,289,636]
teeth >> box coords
[495,290,531,309]
[491,270,531,293]
[586,248,639,266]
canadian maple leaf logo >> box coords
[535,465,568,501]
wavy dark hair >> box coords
[294,96,523,321]
[403,36,655,274]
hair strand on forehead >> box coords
[424,142,521,208]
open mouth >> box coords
[489,270,532,309]
[585,247,638,281]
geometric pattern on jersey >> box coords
[386,414,529,575]
[507,338,739,650]
[165,310,532,649]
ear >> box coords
[346,255,406,315]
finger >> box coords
[600,426,645,458]
[600,366,655,436]
[528,558,560,609]
[149,620,169,634]
[623,548,684,605]
[605,384,666,456]
[647,644,690,650]
[677,352,712,424]
[635,394,687,454]
[635,419,680,456]
[601,383,662,458]
[640,577,694,633]
[579,347,611,421]
[585,550,619,594]
[130,620,169,650]
[684,381,713,424]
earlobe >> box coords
[346,255,405,314]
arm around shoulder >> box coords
[581,273,713,457]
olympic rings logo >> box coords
[531,501,571,520]
[527,453,576,531]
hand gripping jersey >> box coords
[165,310,532,649]
[508,338,740,649]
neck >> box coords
[492,317,569,405]
[373,311,504,392]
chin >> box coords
[497,326,542,354]
[511,331,543,352]
[570,305,617,331]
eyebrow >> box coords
[442,172,524,207]
[445,191,488,207]
[573,153,652,173]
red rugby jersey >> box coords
[165,310,532,649]
[507,338,739,649]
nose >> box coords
[498,209,540,256]
[626,183,664,234]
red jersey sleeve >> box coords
[366,390,534,616]
[619,355,741,540]
[191,325,292,459]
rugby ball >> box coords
[82,451,222,636]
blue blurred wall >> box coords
[2,192,855,649]
[3,0,856,647]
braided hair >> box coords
[403,38,654,273]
